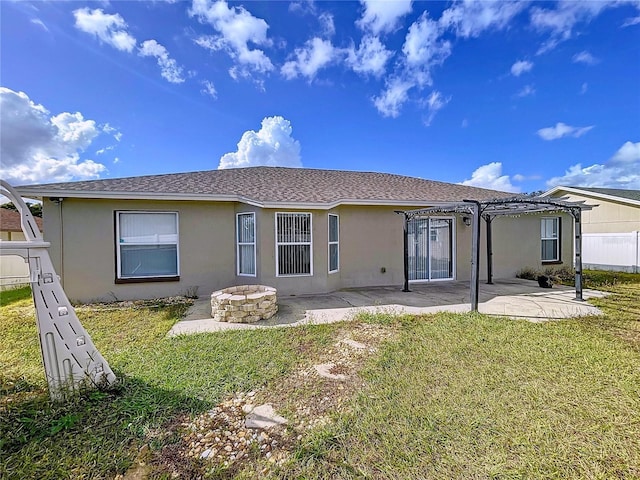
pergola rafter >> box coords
[396,196,595,312]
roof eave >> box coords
[13,187,475,210]
[541,186,640,207]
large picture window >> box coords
[541,217,560,262]
[116,212,179,280]
[276,212,312,276]
[237,212,256,276]
[328,214,339,273]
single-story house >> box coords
[1,208,44,289]
[542,186,640,272]
[14,167,575,303]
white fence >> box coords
[0,254,30,290]
[582,232,640,273]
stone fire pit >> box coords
[210,285,277,323]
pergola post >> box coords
[484,214,493,284]
[466,201,481,312]
[402,214,411,292]
[574,208,584,301]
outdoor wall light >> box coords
[462,216,472,226]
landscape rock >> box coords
[245,404,288,430]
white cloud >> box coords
[372,78,413,118]
[31,18,49,32]
[201,80,217,98]
[402,12,452,87]
[423,90,450,126]
[73,8,136,52]
[289,1,316,15]
[537,122,594,140]
[516,84,536,98]
[346,35,393,77]
[530,1,635,53]
[611,141,640,164]
[371,11,451,116]
[218,116,302,169]
[439,0,527,38]
[546,141,640,189]
[319,12,335,36]
[191,0,274,78]
[460,162,520,193]
[357,0,413,35]
[511,60,533,76]
[580,82,588,94]
[281,37,336,80]
[572,50,599,65]
[622,15,640,27]
[96,145,114,155]
[0,88,107,184]
[139,40,185,84]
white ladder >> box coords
[0,180,116,400]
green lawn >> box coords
[1,273,639,479]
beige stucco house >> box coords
[543,186,640,272]
[14,167,574,303]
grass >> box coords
[281,272,640,479]
[0,291,335,479]
[1,271,639,479]
[286,313,640,478]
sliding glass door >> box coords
[408,217,454,281]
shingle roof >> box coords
[1,208,43,232]
[15,167,511,205]
[568,186,640,202]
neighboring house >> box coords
[14,167,574,303]
[0,208,44,289]
[543,186,640,273]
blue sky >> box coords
[1,0,639,193]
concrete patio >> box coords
[167,278,606,336]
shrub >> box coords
[516,267,539,281]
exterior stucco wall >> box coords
[43,198,236,302]
[41,198,574,303]
[337,205,407,289]
[489,213,574,277]
[549,192,640,233]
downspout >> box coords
[51,197,65,288]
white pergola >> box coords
[397,196,595,311]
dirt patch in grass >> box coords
[146,322,397,478]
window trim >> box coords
[275,212,313,277]
[115,211,180,283]
[541,216,561,263]
[328,213,339,274]
[236,212,257,277]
